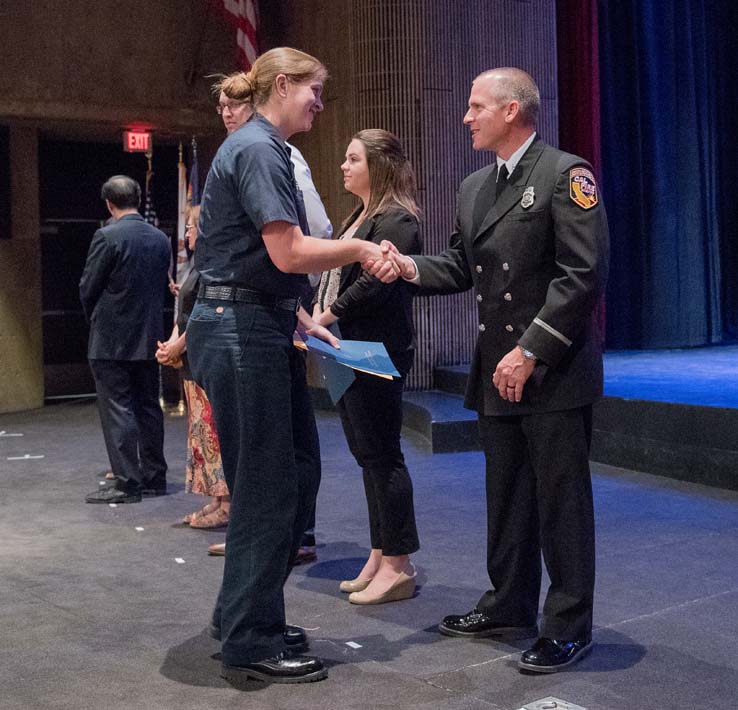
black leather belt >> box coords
[198,284,300,312]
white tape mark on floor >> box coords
[0,431,23,437]
[135,527,144,532]
[7,454,44,460]
[346,641,362,649]
[175,558,185,564]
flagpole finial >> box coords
[178,142,183,162]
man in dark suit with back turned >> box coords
[80,175,171,504]
[368,68,609,672]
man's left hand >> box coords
[492,347,536,402]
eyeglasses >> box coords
[216,100,249,115]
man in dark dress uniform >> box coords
[80,175,170,504]
[369,68,609,672]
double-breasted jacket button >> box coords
[478,323,486,332]
[503,292,512,301]
[475,265,483,273]
[476,294,483,302]
[502,262,510,271]
[505,324,514,332]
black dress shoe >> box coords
[439,608,538,639]
[209,624,308,652]
[221,650,327,684]
[85,487,141,504]
[518,637,592,673]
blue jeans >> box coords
[187,299,320,665]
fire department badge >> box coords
[521,186,535,209]
[569,167,598,209]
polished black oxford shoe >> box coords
[518,637,593,673]
[221,650,327,684]
[439,608,538,639]
[85,487,141,504]
[209,624,308,652]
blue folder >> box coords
[303,336,401,379]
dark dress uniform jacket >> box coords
[79,213,171,360]
[328,209,421,375]
[415,137,609,416]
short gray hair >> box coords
[477,68,540,127]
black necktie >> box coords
[495,163,509,199]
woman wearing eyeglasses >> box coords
[205,72,333,560]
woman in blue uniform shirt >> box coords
[187,47,384,685]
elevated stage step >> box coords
[399,348,738,491]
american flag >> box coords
[187,137,200,207]
[222,0,258,70]
[143,172,159,227]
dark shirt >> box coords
[195,113,310,298]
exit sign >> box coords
[123,131,152,153]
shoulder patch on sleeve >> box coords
[569,167,598,210]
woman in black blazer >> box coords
[313,129,421,605]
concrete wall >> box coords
[0,0,236,137]
[0,1,244,411]
[0,127,42,412]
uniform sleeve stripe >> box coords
[533,317,572,347]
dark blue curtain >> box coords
[599,0,738,348]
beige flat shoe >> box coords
[348,568,416,605]
[339,577,372,593]
[208,542,225,556]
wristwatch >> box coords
[518,345,537,361]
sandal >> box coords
[189,506,230,529]
[208,543,226,556]
[183,500,220,525]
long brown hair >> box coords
[346,129,420,227]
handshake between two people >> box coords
[361,240,417,283]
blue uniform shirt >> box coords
[195,113,310,298]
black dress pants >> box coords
[336,370,419,557]
[476,406,595,641]
[89,358,167,492]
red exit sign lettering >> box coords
[123,131,152,153]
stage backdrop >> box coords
[597,0,738,348]
[265,0,559,390]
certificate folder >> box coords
[301,336,400,379]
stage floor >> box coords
[604,344,738,408]
[2,401,738,709]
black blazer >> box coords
[327,208,421,375]
[415,137,609,415]
[79,213,171,360]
